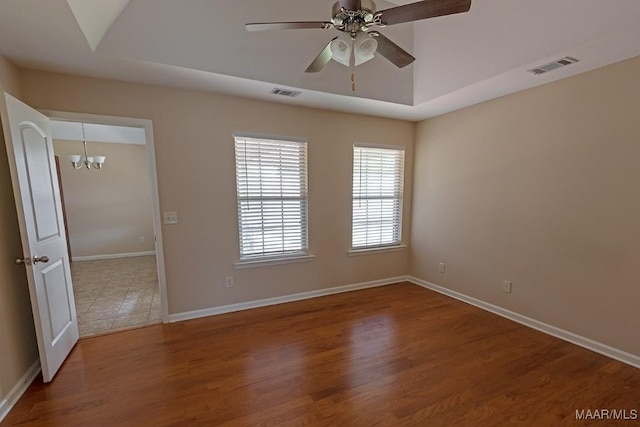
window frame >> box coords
[233,132,309,264]
[351,143,405,251]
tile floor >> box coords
[71,255,162,337]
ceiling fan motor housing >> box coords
[331,0,377,34]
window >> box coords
[352,145,405,249]
[234,134,308,260]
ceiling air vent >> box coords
[271,88,302,98]
[527,57,579,75]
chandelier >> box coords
[67,123,106,170]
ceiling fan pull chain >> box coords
[350,36,356,91]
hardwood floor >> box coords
[3,283,639,426]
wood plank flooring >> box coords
[2,283,639,426]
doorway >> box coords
[45,111,168,337]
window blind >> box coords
[234,135,308,259]
[352,145,405,249]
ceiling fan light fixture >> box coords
[330,32,378,67]
[246,0,472,75]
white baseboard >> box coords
[170,274,640,369]
[169,276,406,323]
[72,251,155,262]
[408,276,640,370]
[0,360,40,423]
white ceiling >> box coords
[0,0,639,121]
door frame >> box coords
[42,110,169,323]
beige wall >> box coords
[21,70,415,315]
[54,140,155,258]
[0,55,38,403]
[2,49,639,409]
[410,56,640,356]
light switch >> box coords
[163,211,178,224]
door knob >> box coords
[15,256,32,266]
[33,255,50,264]
[15,256,49,265]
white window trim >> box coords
[233,131,306,144]
[234,133,309,261]
[353,142,405,150]
[348,244,407,256]
[235,254,315,269]
[351,144,405,250]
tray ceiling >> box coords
[0,0,639,120]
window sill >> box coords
[348,245,407,256]
[235,254,315,269]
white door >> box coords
[1,93,79,382]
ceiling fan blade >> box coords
[377,0,471,26]
[339,0,361,11]
[245,22,333,32]
[305,38,337,73]
[368,32,415,68]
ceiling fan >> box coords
[246,0,471,78]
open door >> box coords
[1,93,79,382]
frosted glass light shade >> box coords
[355,32,378,65]
[330,35,352,66]
[67,154,81,163]
[330,32,378,67]
[93,156,106,164]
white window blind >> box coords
[234,134,308,259]
[352,145,405,249]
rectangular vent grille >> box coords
[271,88,302,98]
[527,57,579,75]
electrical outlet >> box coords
[225,276,234,288]
[438,262,446,273]
[502,280,512,294]
[139,236,145,244]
